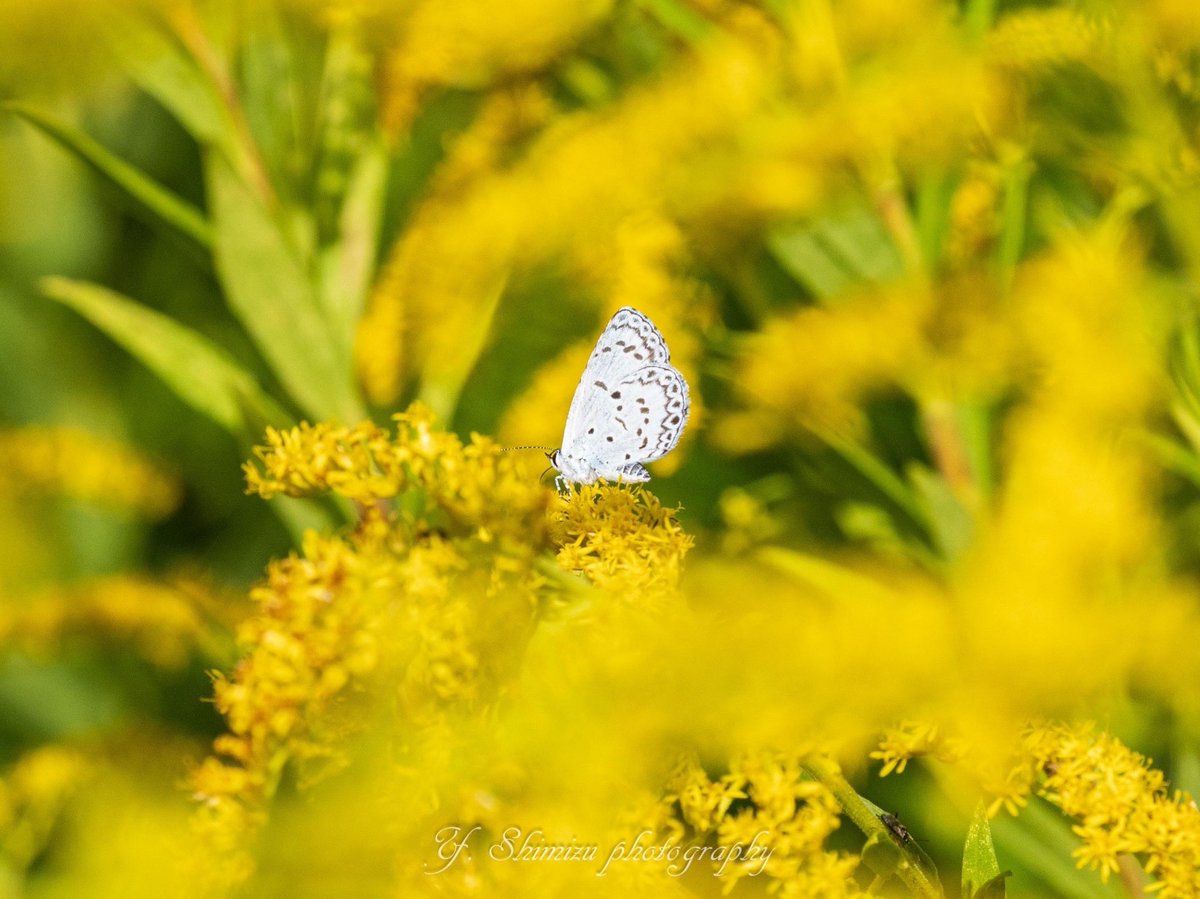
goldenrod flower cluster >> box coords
[0,425,180,518]
[197,405,693,890]
[0,576,209,669]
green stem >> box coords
[802,754,944,899]
[996,156,1032,296]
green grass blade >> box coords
[3,103,212,251]
[41,276,286,435]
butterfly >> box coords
[549,307,690,487]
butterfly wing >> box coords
[561,307,672,457]
[606,364,690,464]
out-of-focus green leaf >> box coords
[996,157,1032,291]
[769,206,904,299]
[767,225,854,298]
[962,801,1003,898]
[637,0,713,43]
[205,152,365,423]
[103,14,233,154]
[317,139,387,354]
[312,24,386,351]
[2,103,212,251]
[41,276,286,434]
[861,830,904,876]
[909,465,974,560]
[990,799,1124,898]
[915,170,956,272]
[0,658,122,740]
[817,206,905,283]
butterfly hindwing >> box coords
[564,364,688,470]
[609,365,689,463]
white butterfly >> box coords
[549,307,690,487]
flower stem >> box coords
[801,753,944,899]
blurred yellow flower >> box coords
[0,424,180,518]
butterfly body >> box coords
[550,307,689,487]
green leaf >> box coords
[316,139,387,354]
[909,465,974,560]
[972,872,1012,899]
[767,225,855,298]
[103,13,233,152]
[205,152,366,422]
[989,799,1125,899]
[2,103,212,251]
[816,206,906,284]
[915,169,957,272]
[861,830,904,877]
[636,0,713,43]
[962,801,1003,898]
[104,11,270,201]
[800,757,944,899]
[768,205,905,300]
[41,276,286,435]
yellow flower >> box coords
[0,576,209,669]
[0,425,180,518]
[379,0,613,132]
[553,485,693,605]
[0,746,87,875]
[1023,723,1200,897]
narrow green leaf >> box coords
[265,495,338,543]
[956,400,994,501]
[909,465,974,560]
[990,800,1125,899]
[205,152,366,423]
[962,801,1003,898]
[104,12,270,201]
[1141,427,1200,492]
[317,139,387,354]
[915,170,957,272]
[815,206,905,284]
[972,872,1012,899]
[103,14,232,151]
[816,429,937,536]
[636,0,713,43]
[768,225,855,298]
[769,206,904,300]
[995,157,1032,293]
[3,103,212,250]
[41,276,286,434]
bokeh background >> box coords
[3,0,1200,896]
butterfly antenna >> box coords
[503,445,553,453]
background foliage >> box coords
[3,0,1200,896]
